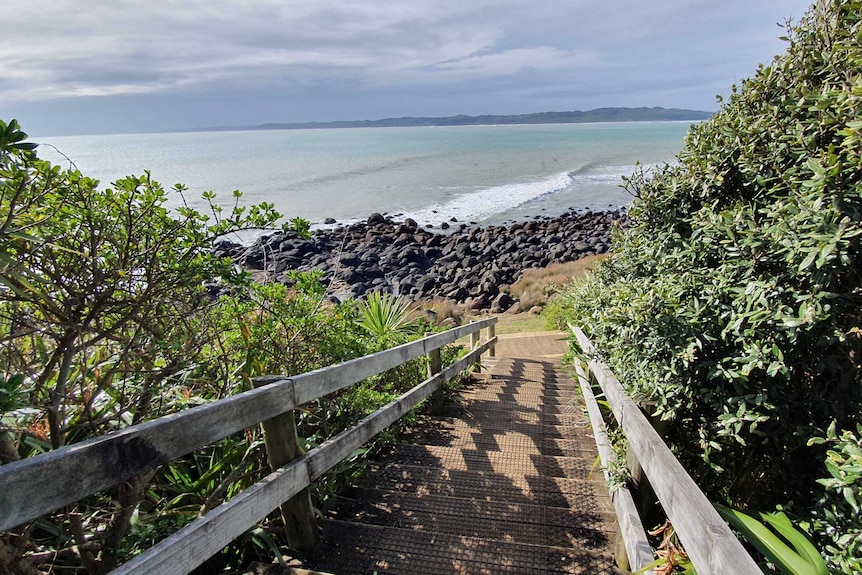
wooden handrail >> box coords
[0,318,496,540]
[113,336,497,575]
[573,359,653,571]
[571,326,761,575]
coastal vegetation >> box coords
[0,119,456,573]
[551,1,862,571]
[5,1,860,572]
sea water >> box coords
[36,122,692,229]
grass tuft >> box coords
[510,255,607,310]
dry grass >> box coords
[409,254,607,331]
[490,313,550,334]
[509,254,607,310]
[409,297,468,326]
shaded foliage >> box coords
[554,1,862,571]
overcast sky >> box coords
[3,0,814,136]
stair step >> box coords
[334,488,617,550]
[307,519,621,575]
[385,444,597,480]
[454,395,589,418]
[359,463,611,512]
[445,399,591,423]
[291,337,624,574]
[405,418,599,456]
[461,378,579,394]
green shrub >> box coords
[557,1,862,570]
[808,423,862,573]
[0,121,434,573]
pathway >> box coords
[293,331,622,574]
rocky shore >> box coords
[214,209,624,313]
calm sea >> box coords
[36,122,691,229]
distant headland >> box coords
[203,107,713,132]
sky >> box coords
[3,0,815,136]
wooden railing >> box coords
[0,318,497,575]
[570,326,761,575]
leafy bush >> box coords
[808,423,862,573]
[0,121,456,573]
[556,1,862,570]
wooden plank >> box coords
[428,342,444,415]
[0,319,497,530]
[305,340,494,483]
[572,327,761,575]
[0,377,297,531]
[574,361,653,571]
[307,373,444,482]
[252,378,317,551]
[441,338,494,382]
[112,456,311,575]
[112,363,451,574]
[291,317,495,405]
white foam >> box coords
[401,172,575,224]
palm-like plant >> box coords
[357,292,418,343]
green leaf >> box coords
[759,511,829,575]
[715,504,827,575]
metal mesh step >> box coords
[297,333,621,574]
[402,422,600,458]
[336,488,616,550]
[308,520,622,575]
[360,462,610,512]
[385,443,596,481]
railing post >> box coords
[626,401,668,527]
[470,324,481,372]
[428,340,444,416]
[488,322,496,358]
[252,376,318,552]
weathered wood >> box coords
[574,361,652,571]
[572,327,761,575]
[113,360,452,574]
[0,318,496,531]
[626,401,666,527]
[305,339,492,486]
[470,326,481,371]
[252,378,317,551]
[3,318,498,574]
[488,323,496,358]
[0,377,297,531]
[442,338,494,382]
[290,317,496,405]
[307,373,445,482]
[112,456,311,575]
[428,344,444,415]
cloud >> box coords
[3,0,816,134]
[2,0,514,101]
[426,47,595,79]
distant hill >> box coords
[207,107,713,132]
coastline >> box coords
[216,208,622,313]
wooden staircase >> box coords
[293,333,622,574]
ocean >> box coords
[36,122,692,230]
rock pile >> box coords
[215,209,623,312]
